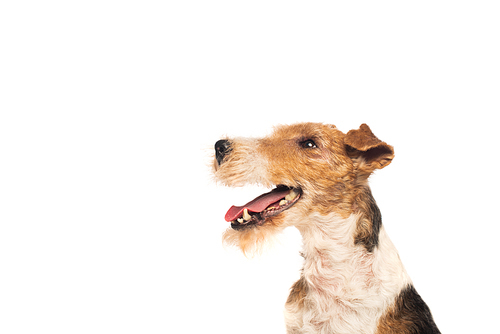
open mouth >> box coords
[225,185,302,230]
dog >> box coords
[213,123,440,334]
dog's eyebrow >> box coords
[294,135,320,142]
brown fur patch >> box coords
[345,123,394,179]
[258,123,357,219]
[353,186,382,252]
[286,275,308,308]
[376,285,440,334]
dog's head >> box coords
[214,123,394,253]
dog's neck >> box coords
[297,212,374,292]
[290,212,412,333]
[295,210,411,305]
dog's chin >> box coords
[223,212,292,255]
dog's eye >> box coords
[299,139,317,149]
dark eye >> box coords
[299,139,317,149]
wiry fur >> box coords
[285,213,411,334]
[221,220,282,256]
[213,123,440,333]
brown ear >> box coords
[344,124,394,174]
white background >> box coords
[1,1,499,333]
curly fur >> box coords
[213,123,440,333]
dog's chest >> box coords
[285,225,411,334]
[298,284,384,334]
[298,258,384,334]
[284,230,389,333]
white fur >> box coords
[214,137,271,188]
[284,212,411,334]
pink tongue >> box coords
[224,188,291,222]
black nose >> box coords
[215,139,232,165]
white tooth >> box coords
[243,209,252,221]
[279,199,288,206]
[237,218,244,223]
[285,189,298,201]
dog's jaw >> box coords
[218,185,305,255]
[227,186,303,230]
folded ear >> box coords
[344,124,394,175]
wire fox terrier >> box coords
[213,123,440,334]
